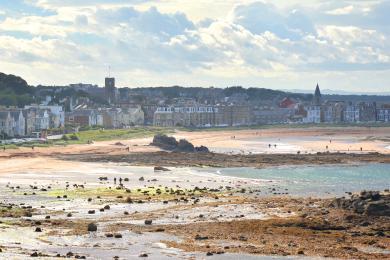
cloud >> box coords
[0,0,389,91]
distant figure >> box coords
[326,145,328,150]
[274,144,277,148]
[330,140,332,143]
[269,144,271,148]
[119,178,122,185]
[32,146,34,150]
[3,147,5,151]
[126,147,130,152]
[360,147,363,151]
[114,177,117,184]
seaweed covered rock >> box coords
[176,139,195,152]
[330,191,390,216]
[150,134,209,153]
[151,134,178,150]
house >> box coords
[25,105,65,128]
[66,109,102,127]
[377,106,390,122]
[0,111,13,138]
[344,103,360,123]
[154,104,251,128]
[10,110,26,137]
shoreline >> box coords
[55,151,390,168]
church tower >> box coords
[313,83,322,105]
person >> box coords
[32,146,34,150]
[326,145,328,149]
[119,178,122,185]
[360,147,363,151]
[114,177,117,184]
[126,146,130,152]
[269,144,271,148]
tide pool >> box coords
[196,163,390,197]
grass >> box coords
[57,127,173,145]
[0,127,173,149]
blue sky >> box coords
[0,0,389,92]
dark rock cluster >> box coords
[330,191,390,216]
[151,134,209,153]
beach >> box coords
[0,126,389,259]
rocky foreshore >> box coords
[56,151,390,168]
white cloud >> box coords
[326,5,354,15]
[0,0,389,91]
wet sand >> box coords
[0,126,389,259]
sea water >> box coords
[196,163,390,197]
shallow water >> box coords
[197,163,390,197]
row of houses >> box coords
[303,85,390,123]
[66,107,144,128]
[0,105,64,138]
[153,104,251,127]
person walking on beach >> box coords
[114,177,117,184]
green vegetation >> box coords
[57,127,172,145]
[0,127,173,149]
[0,72,34,107]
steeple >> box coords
[313,83,321,105]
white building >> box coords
[304,105,321,123]
[377,107,390,122]
[25,105,65,128]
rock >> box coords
[151,134,178,150]
[176,139,195,152]
[139,253,148,257]
[35,227,42,232]
[31,252,39,257]
[195,146,209,153]
[139,177,145,181]
[114,233,122,238]
[144,220,153,225]
[154,166,170,172]
[206,252,213,256]
[104,205,110,210]
[87,223,97,232]
[365,200,390,216]
[88,210,95,214]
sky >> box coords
[0,0,389,92]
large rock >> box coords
[330,191,390,216]
[176,139,195,152]
[150,134,209,153]
[364,200,390,216]
[151,135,178,150]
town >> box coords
[0,72,390,141]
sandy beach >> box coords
[0,126,389,259]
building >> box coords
[105,77,116,104]
[0,111,13,138]
[153,104,251,127]
[344,103,360,123]
[66,109,102,127]
[323,101,344,123]
[377,106,390,122]
[313,84,322,105]
[25,105,65,128]
[10,110,26,137]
